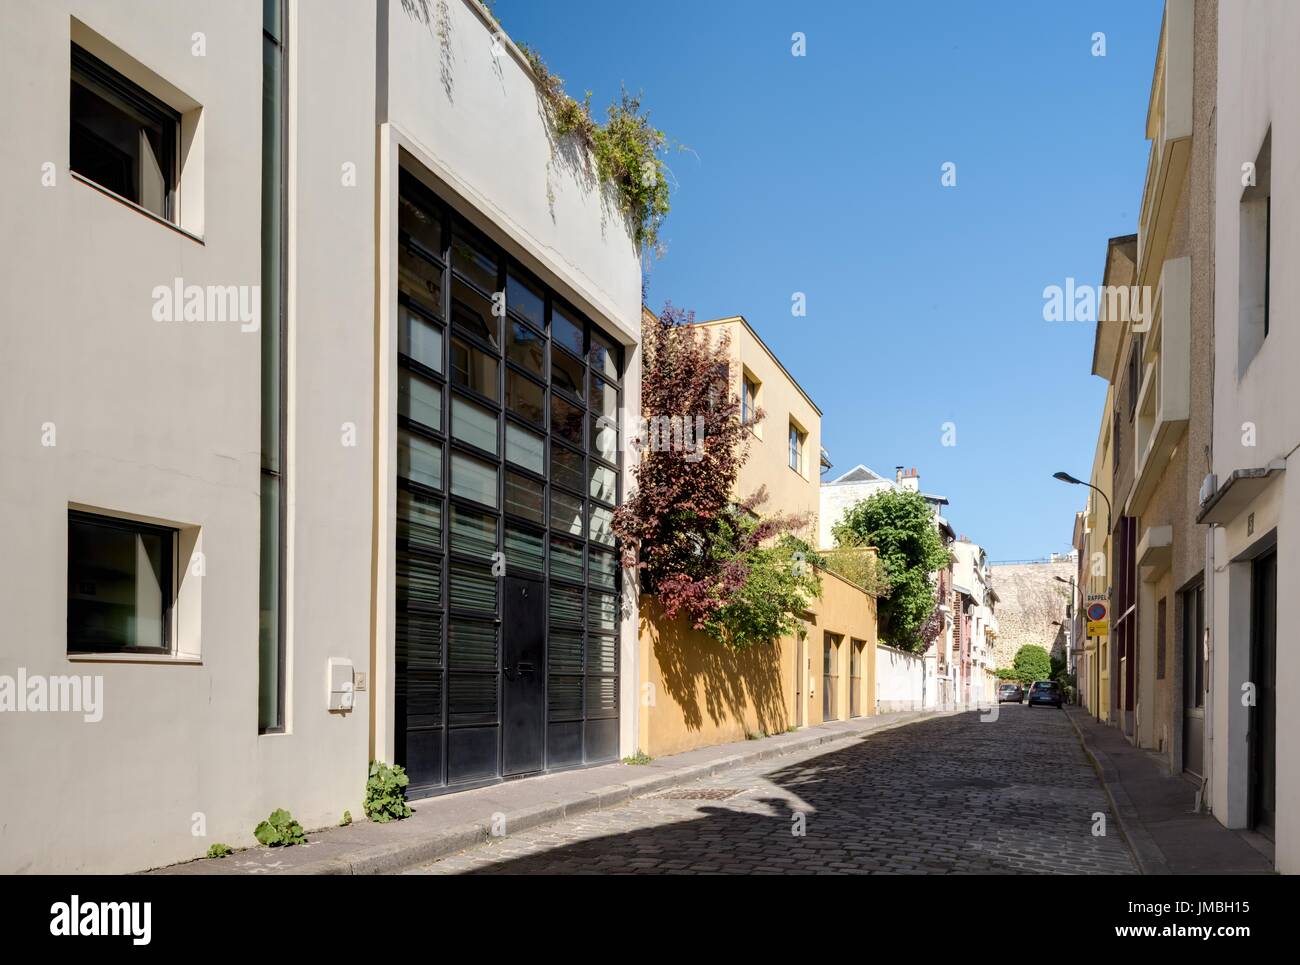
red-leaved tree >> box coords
[614,304,810,633]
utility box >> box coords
[327,658,354,712]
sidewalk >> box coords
[1064,706,1274,874]
[154,709,941,875]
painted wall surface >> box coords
[820,471,894,549]
[0,0,643,873]
[0,0,375,873]
[692,318,822,542]
[876,645,925,713]
[1210,0,1298,873]
[638,569,876,758]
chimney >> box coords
[898,466,920,493]
[895,466,904,483]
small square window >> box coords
[70,44,180,222]
[68,511,175,654]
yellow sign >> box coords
[1088,620,1108,637]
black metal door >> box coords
[502,576,545,776]
[1181,583,1205,777]
[1251,550,1276,839]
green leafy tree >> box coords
[1009,644,1052,685]
[699,513,822,650]
[832,489,950,652]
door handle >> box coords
[505,662,535,680]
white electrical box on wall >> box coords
[327,658,354,712]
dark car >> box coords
[997,682,1024,703]
[1027,680,1063,708]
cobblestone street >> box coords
[410,706,1138,875]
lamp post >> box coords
[1054,472,1108,721]
[1052,471,1111,534]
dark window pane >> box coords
[397,488,442,551]
[449,505,497,560]
[451,222,498,293]
[589,548,617,590]
[450,336,499,400]
[589,375,617,421]
[397,430,442,490]
[396,550,442,611]
[400,189,442,256]
[549,584,584,625]
[587,633,617,674]
[504,471,544,523]
[400,246,444,313]
[451,276,499,347]
[552,443,583,493]
[591,415,618,463]
[506,320,545,376]
[505,422,544,474]
[550,490,584,538]
[448,673,497,725]
[589,328,621,380]
[589,462,617,505]
[552,305,584,356]
[548,674,583,719]
[586,676,617,715]
[449,560,497,612]
[448,619,497,672]
[506,369,545,425]
[70,49,176,219]
[504,524,544,575]
[399,304,443,371]
[551,536,584,584]
[589,591,617,633]
[450,452,498,508]
[549,628,584,673]
[399,368,442,431]
[396,610,442,676]
[68,515,170,652]
[551,348,585,400]
[507,269,544,328]
[552,395,584,447]
[451,396,498,454]
[589,504,615,546]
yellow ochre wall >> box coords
[637,568,877,758]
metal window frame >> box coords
[67,509,176,655]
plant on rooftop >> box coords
[519,45,672,251]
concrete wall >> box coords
[875,645,925,713]
[638,568,876,758]
[0,0,644,873]
[692,317,822,542]
[0,0,374,873]
[1210,0,1299,873]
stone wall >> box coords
[989,562,1074,667]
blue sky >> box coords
[496,0,1163,560]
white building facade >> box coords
[1200,0,1297,873]
[0,0,643,873]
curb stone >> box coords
[1063,706,1172,876]
[169,710,940,875]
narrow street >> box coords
[411,707,1137,875]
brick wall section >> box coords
[989,562,1074,667]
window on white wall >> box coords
[70,43,180,222]
[1239,128,1272,376]
[68,511,175,654]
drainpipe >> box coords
[1203,523,1215,813]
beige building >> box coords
[0,0,643,873]
[636,316,878,756]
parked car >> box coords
[1027,680,1063,708]
[997,682,1024,703]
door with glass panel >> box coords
[823,633,840,721]
[393,169,623,796]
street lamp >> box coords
[1052,471,1111,533]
